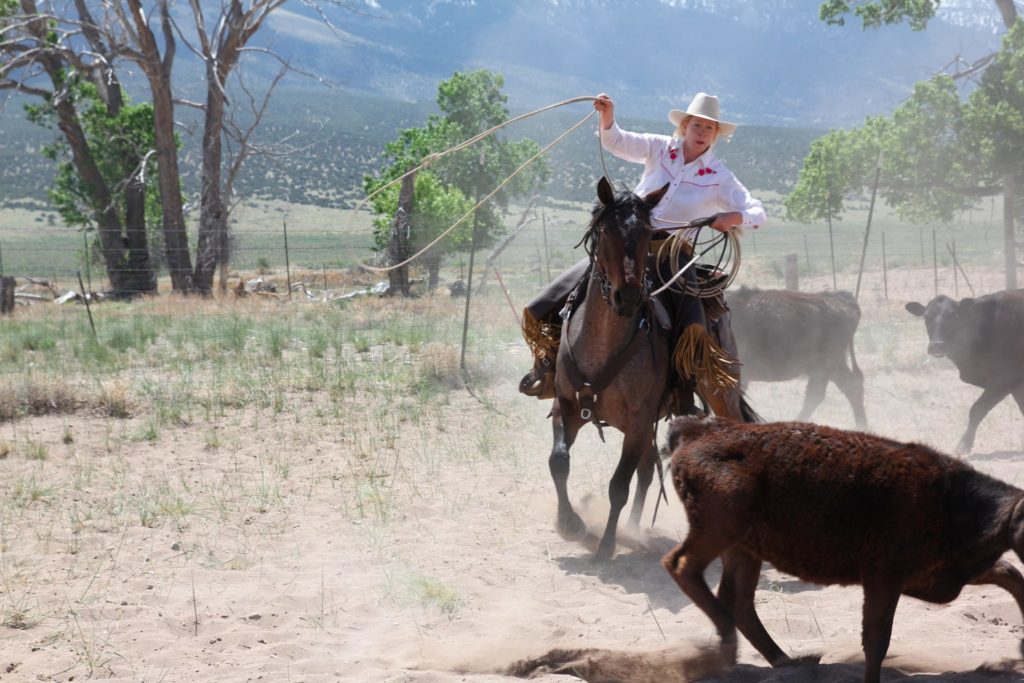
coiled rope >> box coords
[358,96,613,273]
[650,228,741,299]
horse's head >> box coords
[588,176,669,316]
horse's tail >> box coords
[739,392,763,424]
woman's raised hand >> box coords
[594,93,615,130]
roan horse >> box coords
[550,177,755,561]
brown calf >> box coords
[662,416,1024,683]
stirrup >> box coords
[519,356,555,399]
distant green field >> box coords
[0,199,377,281]
[0,191,1008,294]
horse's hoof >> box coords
[593,540,615,563]
[556,512,587,542]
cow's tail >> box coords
[848,340,863,380]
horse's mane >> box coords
[580,186,654,257]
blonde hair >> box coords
[674,115,721,145]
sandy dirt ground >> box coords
[3,266,1024,682]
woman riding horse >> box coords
[521,92,765,412]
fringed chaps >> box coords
[522,307,561,364]
[673,322,739,393]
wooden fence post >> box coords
[784,253,799,291]
[881,233,888,301]
[952,238,959,297]
[1004,172,1017,290]
[0,276,14,315]
[283,219,292,301]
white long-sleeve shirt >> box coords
[600,122,766,236]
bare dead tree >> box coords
[110,0,194,291]
[172,0,358,295]
[217,62,297,292]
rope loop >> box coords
[358,96,611,273]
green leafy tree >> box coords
[808,2,1021,285]
[1,2,157,295]
[965,21,1024,184]
[366,172,475,253]
[819,0,939,30]
[878,76,979,223]
[789,75,992,225]
[785,128,865,222]
[27,83,166,267]
[365,70,549,290]
[820,0,1017,31]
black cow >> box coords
[728,286,866,429]
[905,289,1024,454]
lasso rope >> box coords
[650,228,741,299]
[359,96,612,274]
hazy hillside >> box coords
[2,0,1008,210]
[261,0,1006,127]
[0,90,819,209]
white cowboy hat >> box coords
[668,92,737,139]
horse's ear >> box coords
[642,183,670,210]
[597,176,614,207]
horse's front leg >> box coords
[549,398,586,541]
[595,427,651,561]
[627,427,658,529]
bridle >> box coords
[575,194,655,311]
[561,192,659,434]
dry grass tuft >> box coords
[417,342,463,389]
[96,381,132,418]
[0,379,80,421]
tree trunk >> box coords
[426,255,441,290]
[122,175,157,296]
[388,171,416,297]
[132,0,193,292]
[29,16,133,296]
[51,97,134,295]
[994,0,1018,29]
[1005,172,1017,290]
[192,61,230,294]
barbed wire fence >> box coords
[0,194,1012,306]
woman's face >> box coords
[683,117,718,153]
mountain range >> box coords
[0,0,1013,208]
[257,0,1009,127]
